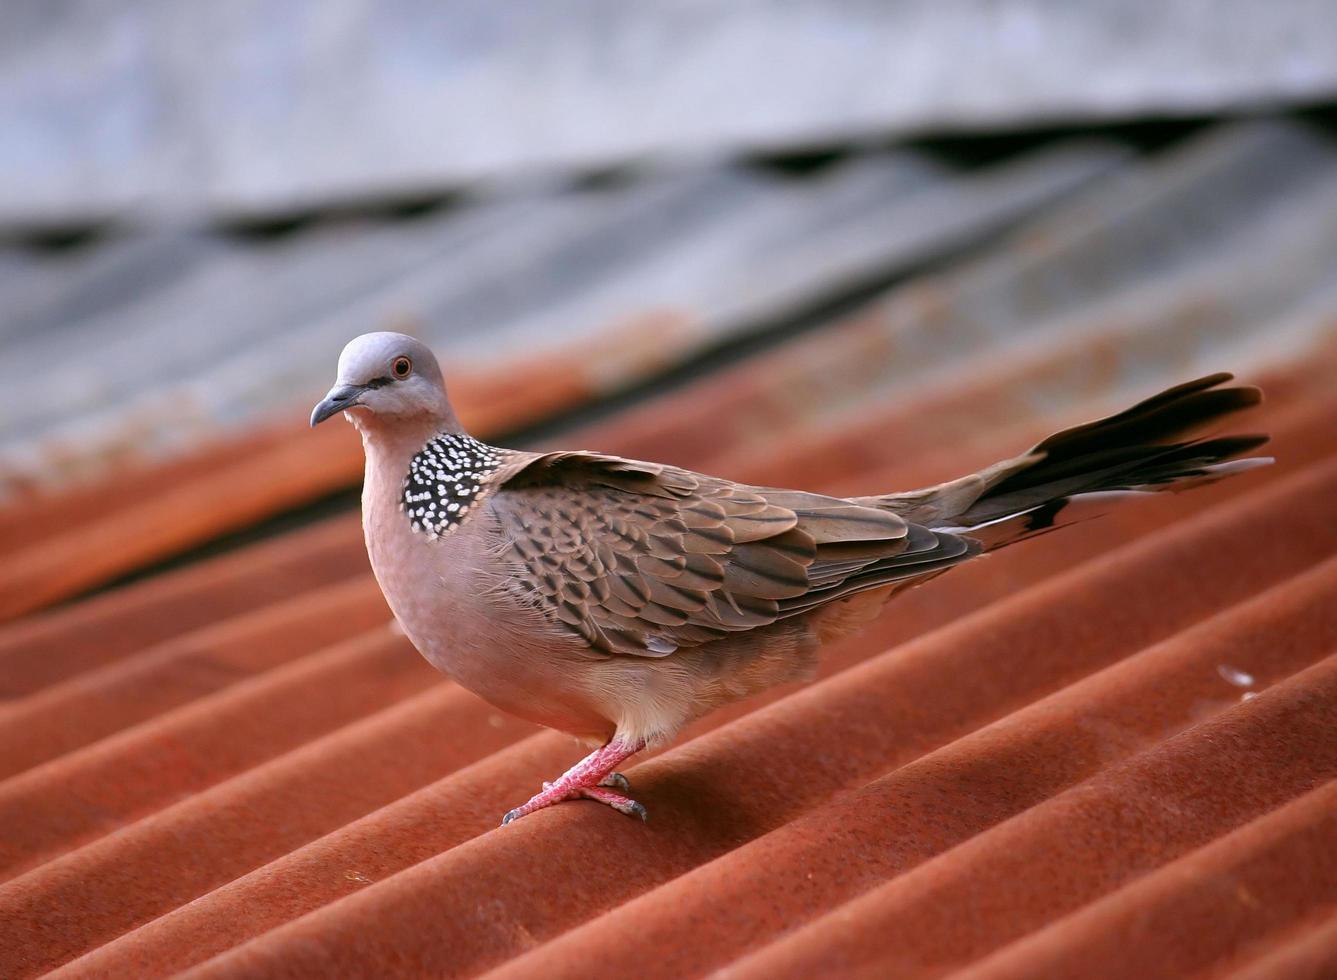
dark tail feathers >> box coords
[936,373,1271,549]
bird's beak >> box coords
[310,383,365,427]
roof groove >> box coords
[0,514,365,696]
[1223,910,1337,980]
[0,575,387,780]
[950,778,1337,980]
[7,682,541,979]
[0,627,434,884]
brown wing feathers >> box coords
[488,374,1266,658]
[492,452,969,657]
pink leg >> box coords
[501,738,646,825]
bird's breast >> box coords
[361,478,612,737]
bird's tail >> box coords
[865,373,1272,552]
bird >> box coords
[311,332,1270,825]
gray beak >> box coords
[310,383,365,426]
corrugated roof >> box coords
[1,120,1335,978]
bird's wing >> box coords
[487,451,974,657]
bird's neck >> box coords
[354,410,442,447]
[353,414,453,492]
[353,415,459,608]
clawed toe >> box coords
[599,771,631,792]
[578,785,648,820]
[622,799,649,821]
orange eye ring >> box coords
[392,356,412,379]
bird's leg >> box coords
[502,738,646,825]
[544,771,630,791]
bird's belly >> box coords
[413,608,617,741]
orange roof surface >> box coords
[2,123,1336,978]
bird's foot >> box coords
[502,778,647,825]
[500,741,646,825]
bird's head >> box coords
[310,332,455,430]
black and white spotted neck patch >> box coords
[402,433,504,538]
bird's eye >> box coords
[392,356,412,379]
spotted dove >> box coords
[311,332,1270,824]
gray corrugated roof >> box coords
[3,0,1336,226]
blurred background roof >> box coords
[6,0,1337,225]
[2,3,1336,978]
